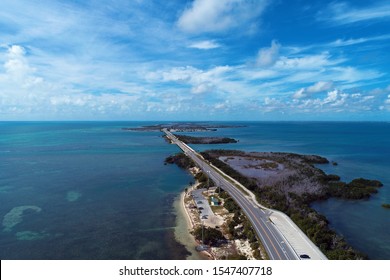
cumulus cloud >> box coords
[189,40,221,49]
[265,88,379,114]
[3,45,35,80]
[177,0,268,33]
[324,89,340,104]
[8,45,26,57]
[256,40,280,67]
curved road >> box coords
[164,129,299,260]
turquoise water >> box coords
[0,122,389,259]
[0,122,192,259]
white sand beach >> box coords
[174,189,208,260]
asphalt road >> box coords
[163,129,299,260]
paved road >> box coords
[163,129,299,260]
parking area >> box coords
[191,188,223,227]
[191,188,213,218]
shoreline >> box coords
[173,186,210,260]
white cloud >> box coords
[177,0,268,33]
[3,45,35,80]
[191,82,215,94]
[263,88,380,114]
[321,2,390,24]
[328,34,390,47]
[256,40,280,67]
[188,40,221,49]
[331,66,383,83]
[275,52,339,70]
[0,44,147,119]
[385,95,390,105]
[307,81,334,93]
[323,90,339,103]
[292,81,334,99]
[154,65,232,95]
[293,88,306,99]
[8,45,26,57]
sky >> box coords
[0,0,390,121]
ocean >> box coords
[0,121,389,259]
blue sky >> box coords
[1,0,390,121]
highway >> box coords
[163,129,299,260]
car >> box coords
[300,254,310,259]
[198,207,204,210]
[197,201,203,204]
[201,215,208,219]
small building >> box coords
[210,196,220,206]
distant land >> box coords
[122,123,245,132]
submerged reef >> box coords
[2,205,42,232]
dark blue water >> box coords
[0,122,389,259]
[177,121,390,259]
[0,122,192,259]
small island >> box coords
[172,134,238,144]
[382,203,390,209]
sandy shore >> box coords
[174,188,208,260]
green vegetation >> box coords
[221,191,263,259]
[321,174,341,182]
[327,178,383,199]
[193,227,225,246]
[382,203,390,209]
[194,172,215,189]
[174,134,238,144]
[223,197,241,213]
[165,153,195,169]
[195,172,208,182]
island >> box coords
[166,149,384,260]
[122,123,244,132]
[170,134,238,144]
[382,203,390,209]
